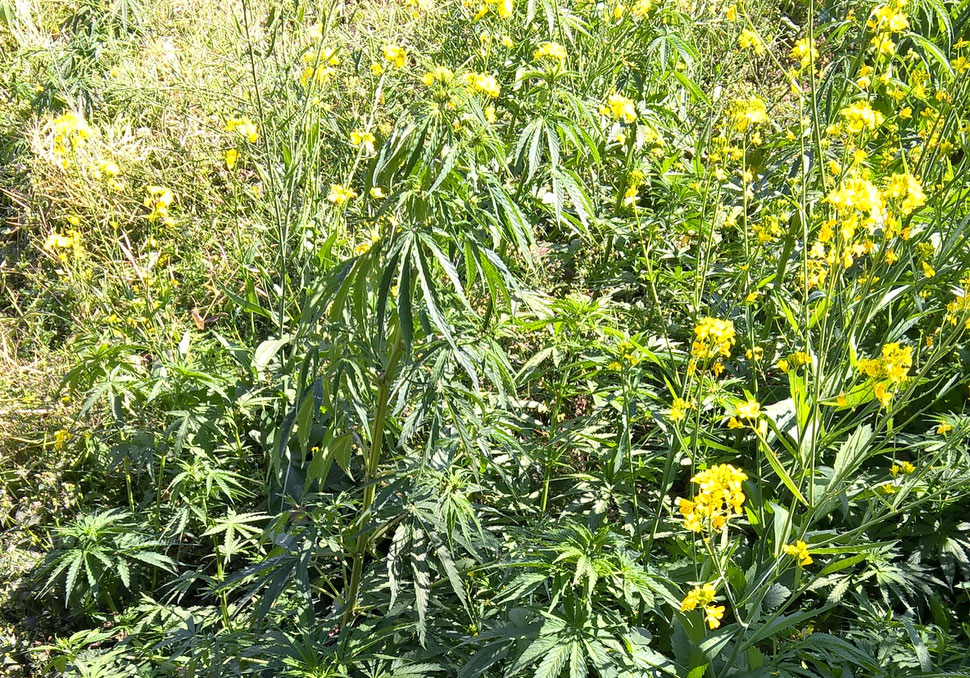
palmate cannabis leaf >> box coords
[37,510,174,613]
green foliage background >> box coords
[1,0,970,675]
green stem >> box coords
[341,331,405,627]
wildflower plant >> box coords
[3,0,970,675]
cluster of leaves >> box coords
[2,0,970,676]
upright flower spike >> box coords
[692,317,736,360]
[678,463,748,533]
[144,186,176,226]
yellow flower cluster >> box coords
[790,37,817,70]
[98,160,123,191]
[667,397,692,423]
[600,93,637,124]
[858,342,912,384]
[804,167,928,288]
[858,342,912,407]
[680,583,725,629]
[884,172,926,215]
[226,116,259,143]
[534,42,568,63]
[783,540,812,566]
[866,0,909,55]
[691,317,736,360]
[51,111,93,162]
[945,290,970,328]
[677,463,748,533]
[300,47,340,89]
[727,398,761,429]
[777,350,811,374]
[728,96,769,132]
[44,228,83,264]
[383,44,408,68]
[328,183,358,205]
[614,0,655,20]
[465,72,502,98]
[890,460,915,476]
[739,29,765,56]
[840,101,884,135]
[465,0,513,20]
[422,66,455,87]
[144,186,175,226]
[350,130,376,155]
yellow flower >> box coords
[623,185,639,206]
[790,37,817,69]
[874,382,893,408]
[681,582,717,612]
[739,29,765,56]
[734,398,761,421]
[629,0,654,18]
[225,148,238,169]
[383,44,407,68]
[869,4,909,33]
[840,101,884,135]
[327,183,358,205]
[422,65,455,86]
[354,226,381,255]
[871,34,896,55]
[884,172,926,214]
[45,231,76,251]
[534,41,568,62]
[668,397,691,423]
[729,96,769,132]
[692,317,736,360]
[783,540,813,566]
[600,93,637,123]
[467,72,502,98]
[54,429,71,450]
[677,463,748,533]
[936,421,952,435]
[826,173,886,224]
[371,63,384,76]
[350,130,377,155]
[226,116,259,143]
[704,605,725,629]
[144,185,175,224]
[725,5,737,20]
[891,461,916,476]
[51,111,93,157]
[98,160,120,177]
[880,343,912,384]
[369,186,386,199]
[497,0,513,18]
